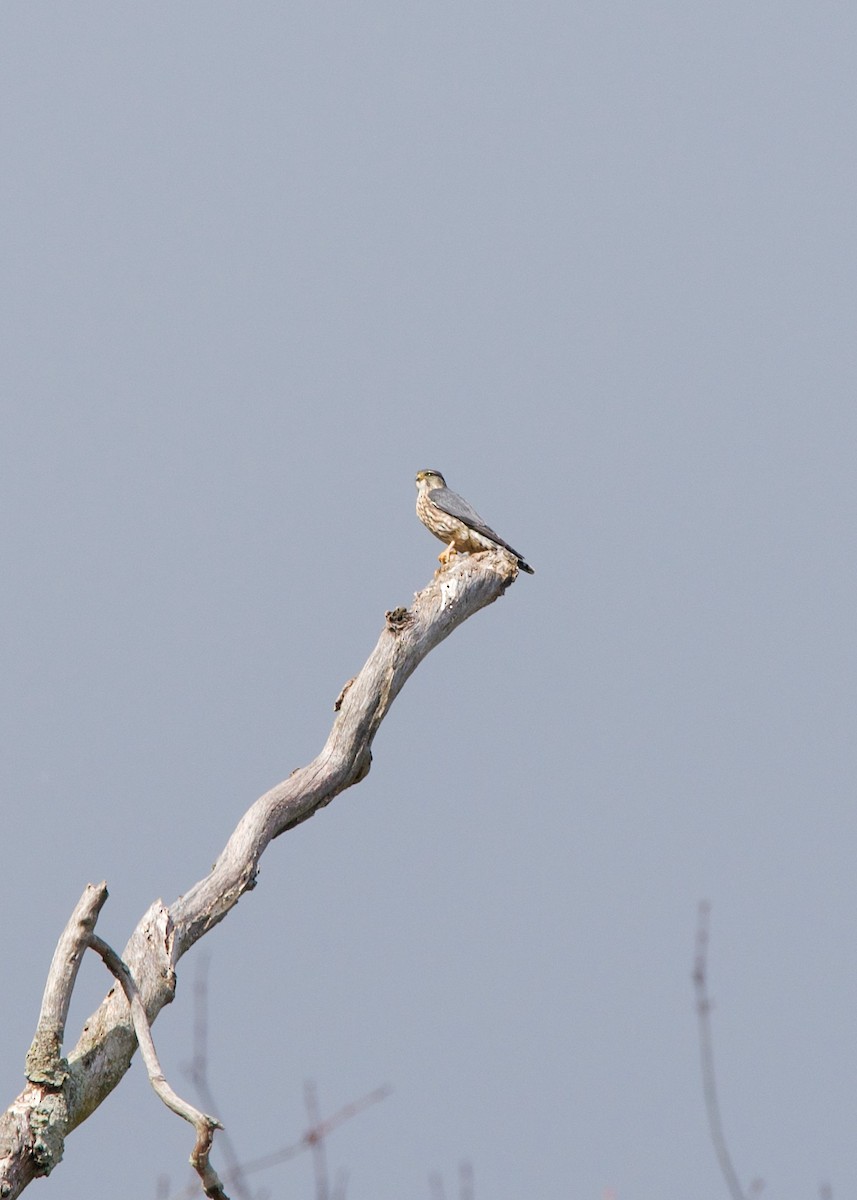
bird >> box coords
[415,469,535,574]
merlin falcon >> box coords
[415,469,535,574]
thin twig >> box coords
[330,1165,349,1200]
[428,1171,446,1200]
[166,1085,390,1200]
[182,957,252,1200]
[692,902,754,1200]
[305,1080,329,1200]
[88,935,228,1200]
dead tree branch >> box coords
[0,551,522,1197]
[24,883,108,1090]
[88,936,226,1199]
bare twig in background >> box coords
[428,1170,447,1200]
[330,1165,349,1200]
[182,956,251,1200]
[305,1080,329,1200]
[166,1084,389,1200]
[693,901,760,1200]
[230,1083,391,1186]
[428,1161,474,1200]
[168,947,390,1200]
[0,552,518,1197]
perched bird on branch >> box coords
[415,469,535,575]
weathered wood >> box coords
[25,884,109,1091]
[0,550,521,1196]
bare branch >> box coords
[0,885,112,1192]
[168,551,518,956]
[1,552,520,1196]
[88,935,227,1199]
[693,901,758,1200]
[303,1084,392,1142]
[305,1080,329,1200]
[330,1166,349,1200]
[25,883,109,1089]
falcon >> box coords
[415,469,534,574]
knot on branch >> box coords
[384,606,412,632]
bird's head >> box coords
[415,469,446,491]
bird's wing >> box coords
[430,485,533,571]
[428,485,497,537]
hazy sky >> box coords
[3,4,857,1198]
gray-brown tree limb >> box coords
[0,549,524,1198]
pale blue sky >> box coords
[3,4,857,1197]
